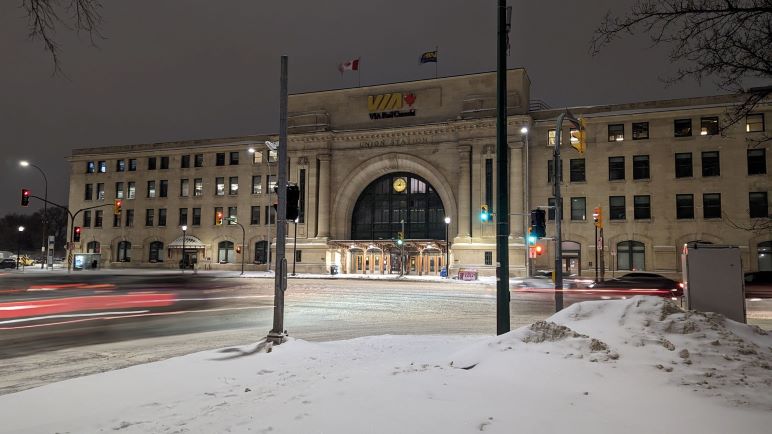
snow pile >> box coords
[1,296,770,434]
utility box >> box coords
[681,244,745,323]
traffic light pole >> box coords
[267,55,289,345]
[494,0,510,335]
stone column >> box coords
[317,154,331,238]
[456,145,471,239]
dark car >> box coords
[744,271,772,299]
[0,258,17,269]
[588,272,683,298]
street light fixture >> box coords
[181,225,187,274]
[444,217,451,278]
[20,160,49,269]
[17,226,25,270]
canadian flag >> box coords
[338,58,360,73]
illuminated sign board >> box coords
[368,92,416,120]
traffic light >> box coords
[286,184,300,221]
[73,226,81,242]
[113,199,122,215]
[527,227,537,245]
[396,231,404,245]
[570,117,586,154]
[480,205,489,222]
[216,211,223,225]
[530,209,546,238]
[593,207,603,228]
[535,244,544,256]
[21,189,30,207]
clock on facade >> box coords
[392,177,407,192]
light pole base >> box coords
[266,331,287,345]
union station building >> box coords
[67,69,772,277]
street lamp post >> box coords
[520,126,530,279]
[181,225,187,274]
[20,161,48,269]
[226,217,246,276]
[292,217,298,276]
[444,216,451,278]
[249,143,276,272]
[17,226,25,269]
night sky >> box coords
[0,0,728,216]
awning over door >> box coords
[168,235,206,249]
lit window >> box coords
[608,124,624,142]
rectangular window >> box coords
[128,182,136,199]
[634,195,651,219]
[86,161,95,173]
[116,160,125,172]
[95,210,103,227]
[609,196,626,220]
[214,207,223,225]
[268,149,278,163]
[216,153,225,166]
[266,206,276,225]
[252,175,262,194]
[96,183,105,200]
[160,156,169,170]
[747,149,766,175]
[484,251,493,266]
[194,178,203,196]
[180,179,189,197]
[299,168,306,223]
[547,129,556,146]
[295,250,302,263]
[252,150,264,164]
[632,155,650,180]
[675,153,693,178]
[147,181,156,198]
[216,177,225,196]
[700,117,719,136]
[229,152,239,165]
[746,113,765,132]
[485,158,493,212]
[676,194,694,219]
[192,208,201,226]
[194,154,204,167]
[125,209,134,227]
[701,151,720,177]
[158,208,167,226]
[83,210,91,227]
[268,175,277,193]
[159,180,168,197]
[181,155,190,169]
[250,206,261,225]
[145,209,154,226]
[674,119,692,137]
[703,193,722,219]
[148,157,157,170]
[179,208,188,226]
[98,161,107,173]
[547,197,563,220]
[128,159,137,171]
[547,159,563,183]
[569,159,585,182]
[84,184,93,200]
[608,124,624,142]
[115,182,124,199]
[570,197,586,221]
[113,213,121,228]
[632,122,649,140]
[227,206,237,224]
[609,156,625,180]
[229,176,238,195]
[749,192,768,218]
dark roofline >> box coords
[71,134,273,156]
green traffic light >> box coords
[527,235,537,245]
[397,239,403,245]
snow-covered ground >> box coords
[1,296,770,433]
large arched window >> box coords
[351,172,445,240]
[758,241,772,271]
[149,241,163,262]
[86,241,100,253]
[617,240,645,271]
[219,241,234,263]
[254,240,268,264]
[116,241,131,262]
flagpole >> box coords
[435,45,438,79]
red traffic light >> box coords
[535,245,544,255]
[21,189,30,206]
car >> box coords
[17,256,35,266]
[0,258,18,269]
[588,272,683,298]
[744,271,772,299]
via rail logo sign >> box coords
[367,92,416,120]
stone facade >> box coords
[66,70,771,277]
